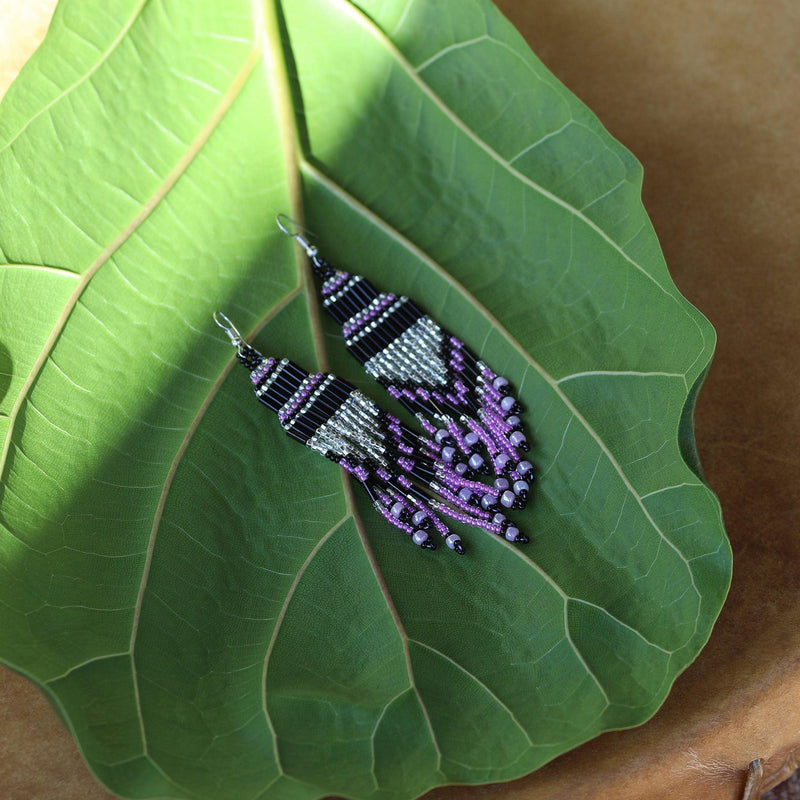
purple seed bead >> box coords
[445,534,461,550]
[518,460,533,475]
[412,530,429,546]
[481,494,498,510]
[501,490,515,508]
[509,430,526,448]
[501,395,516,412]
[412,510,428,526]
[493,376,509,391]
[504,525,520,542]
[468,453,485,471]
[494,477,510,492]
[513,480,529,495]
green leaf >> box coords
[0,1,730,799]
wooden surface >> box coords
[1,1,799,798]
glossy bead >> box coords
[509,430,526,448]
[493,376,509,391]
[481,494,498,510]
[464,431,479,448]
[504,525,520,542]
[495,453,511,471]
[468,453,484,471]
[411,510,428,526]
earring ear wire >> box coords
[276,213,317,258]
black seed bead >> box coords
[237,345,262,371]
[312,256,336,280]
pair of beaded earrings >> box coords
[214,216,533,555]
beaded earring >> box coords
[277,215,533,512]
[214,312,528,552]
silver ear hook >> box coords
[276,213,318,258]
[213,311,245,350]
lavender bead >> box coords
[458,488,473,503]
[513,480,529,496]
[435,429,450,444]
[481,494,499,510]
[454,462,468,476]
[441,446,455,463]
[508,430,526,448]
[390,502,404,518]
[493,376,509,391]
[411,510,428,526]
[504,525,520,542]
[501,490,516,508]
[492,512,506,525]
[506,415,521,429]
[495,453,511,471]
[494,477,510,492]
[464,431,480,448]
[500,395,516,412]
[412,530,429,546]
[517,460,533,475]
[445,534,462,550]
[468,453,485,471]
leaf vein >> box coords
[409,638,535,748]
[0,0,151,155]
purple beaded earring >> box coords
[277,215,534,512]
[214,312,528,552]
